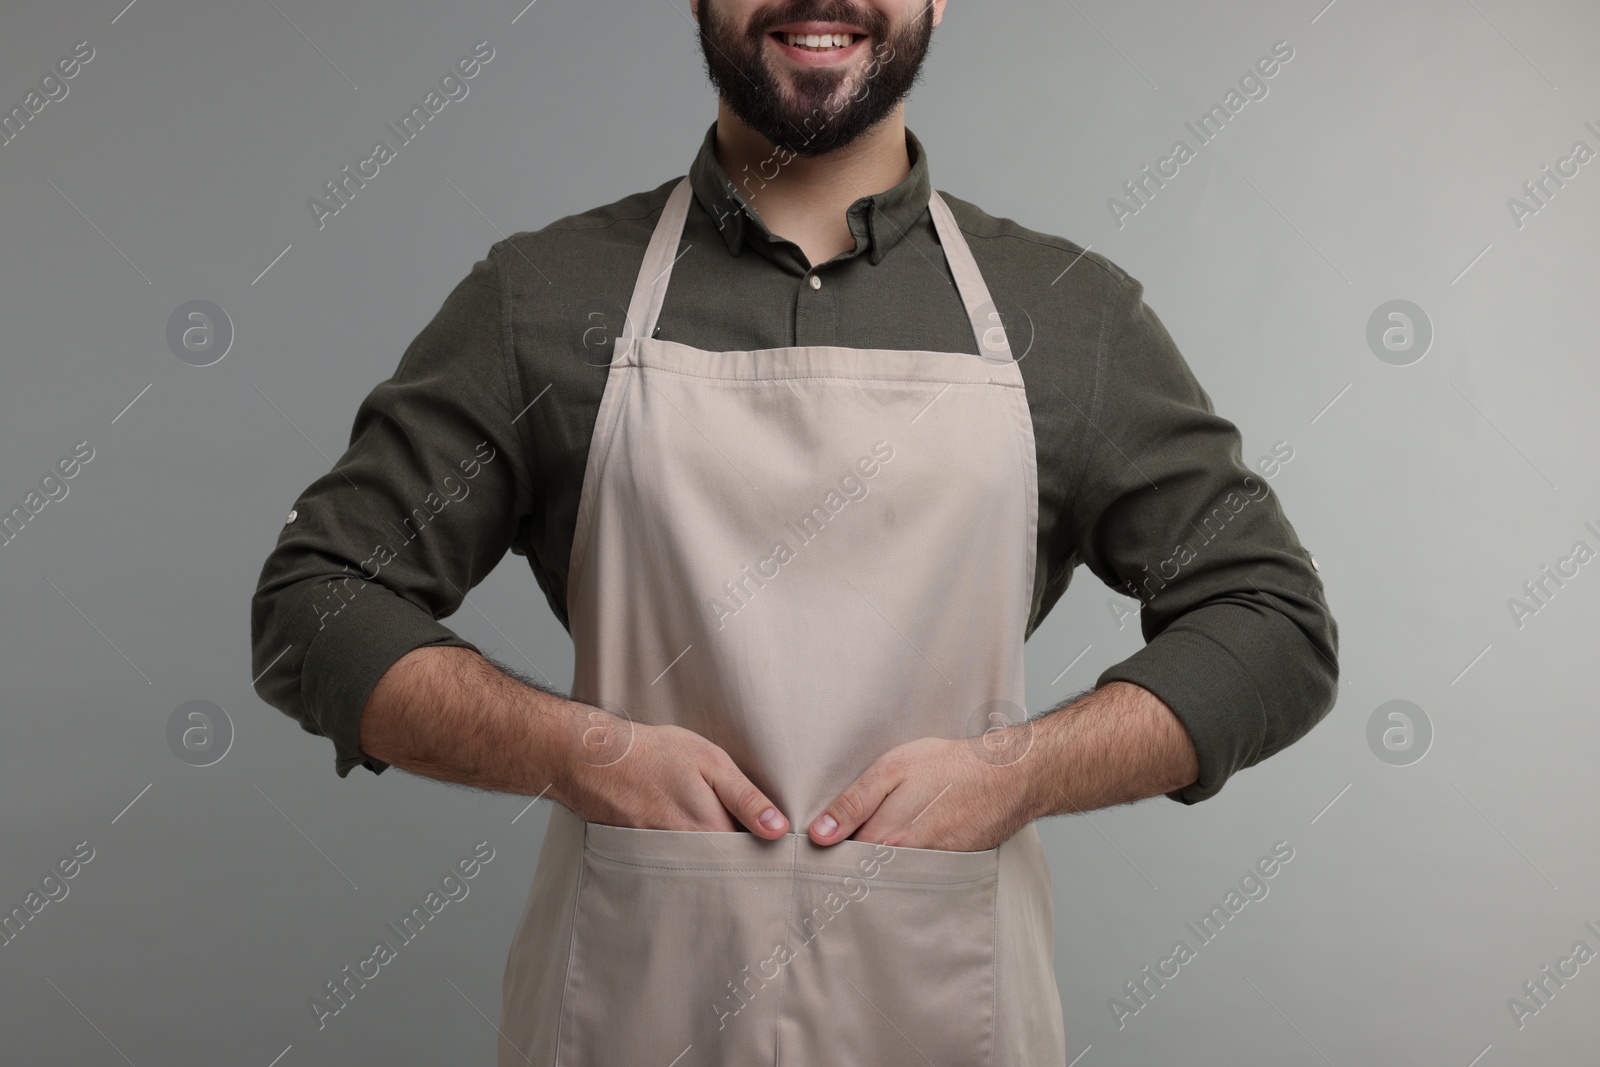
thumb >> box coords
[706,761,789,838]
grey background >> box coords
[2,0,1595,1063]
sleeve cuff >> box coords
[298,583,480,778]
[1095,628,1266,805]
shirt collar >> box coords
[687,120,933,268]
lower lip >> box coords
[769,33,868,67]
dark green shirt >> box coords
[250,121,1338,804]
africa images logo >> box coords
[308,41,495,231]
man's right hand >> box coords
[555,712,790,839]
[360,647,788,838]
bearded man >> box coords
[250,3,1339,1063]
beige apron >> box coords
[498,176,1067,1066]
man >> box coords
[251,1,1338,1063]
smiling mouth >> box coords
[771,31,860,52]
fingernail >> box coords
[814,813,838,837]
[759,807,785,831]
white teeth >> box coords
[784,32,855,50]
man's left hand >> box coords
[807,734,1038,853]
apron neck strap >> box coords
[623,176,1015,362]
[925,189,1015,362]
[621,178,697,355]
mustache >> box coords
[746,1,892,38]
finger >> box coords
[810,761,898,845]
[646,779,738,832]
[704,761,789,838]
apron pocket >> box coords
[777,836,999,1067]
[555,822,796,1067]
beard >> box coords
[697,0,935,158]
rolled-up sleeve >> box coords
[250,242,533,777]
[1072,269,1339,803]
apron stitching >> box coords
[639,339,998,360]
[550,824,590,1067]
[616,365,1027,387]
[565,361,636,613]
[989,869,1000,1067]
[584,855,997,887]
[785,872,995,887]
[770,831,800,1066]
[581,859,793,875]
[1004,388,1042,631]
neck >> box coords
[712,101,911,269]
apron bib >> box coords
[499,177,1068,1066]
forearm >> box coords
[1016,680,1200,819]
[358,645,588,799]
